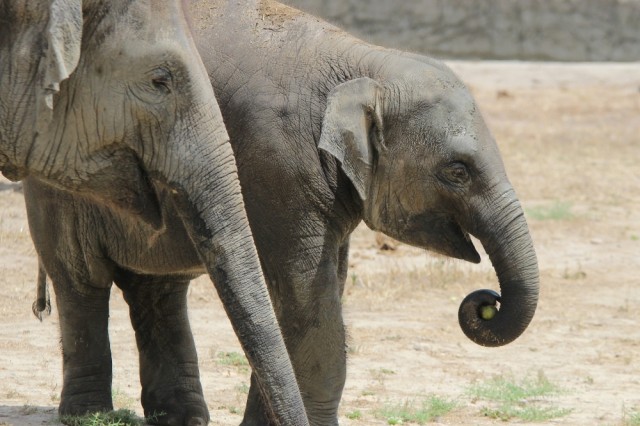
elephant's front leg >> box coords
[242,244,348,426]
[52,276,114,416]
[117,276,208,426]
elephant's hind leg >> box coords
[116,274,208,426]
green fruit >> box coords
[480,305,497,320]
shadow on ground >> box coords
[0,405,58,425]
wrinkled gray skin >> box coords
[25,0,539,425]
[1,1,308,425]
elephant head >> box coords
[0,1,307,422]
[319,58,538,347]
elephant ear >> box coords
[36,0,83,130]
[318,77,385,201]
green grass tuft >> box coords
[470,372,560,403]
[526,201,573,221]
[375,396,457,424]
[60,409,147,426]
[345,409,363,420]
[20,405,38,415]
[481,405,571,422]
[623,407,640,426]
[217,351,249,367]
[469,372,571,422]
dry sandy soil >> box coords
[0,60,639,425]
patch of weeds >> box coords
[347,345,363,355]
[20,405,38,415]
[375,396,457,424]
[111,389,135,410]
[562,263,587,280]
[370,367,396,385]
[217,351,249,367]
[351,272,359,287]
[469,371,571,422]
[235,382,249,395]
[345,409,362,420]
[5,389,22,399]
[370,367,395,378]
[622,406,640,426]
[481,405,571,422]
[382,335,403,342]
[526,201,573,221]
[631,234,639,241]
[618,300,632,314]
[60,409,148,426]
[228,406,241,415]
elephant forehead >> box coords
[94,1,192,47]
[401,95,477,144]
[448,134,479,157]
[401,80,476,122]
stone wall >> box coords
[282,0,640,62]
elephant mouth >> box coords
[438,219,481,263]
[401,214,481,264]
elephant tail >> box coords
[32,261,52,322]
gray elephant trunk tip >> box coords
[457,289,504,346]
[457,276,539,347]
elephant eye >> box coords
[441,162,470,185]
[150,68,173,94]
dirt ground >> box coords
[0,60,638,425]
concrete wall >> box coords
[282,0,640,62]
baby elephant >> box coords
[27,0,539,425]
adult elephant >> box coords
[0,1,307,425]
[24,0,539,425]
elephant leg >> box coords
[116,275,208,426]
[242,241,349,426]
[52,275,114,416]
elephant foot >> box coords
[58,392,113,422]
[143,394,210,426]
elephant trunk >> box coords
[154,108,308,424]
[458,187,539,347]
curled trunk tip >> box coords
[457,267,539,347]
[458,289,508,347]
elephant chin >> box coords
[400,215,481,264]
